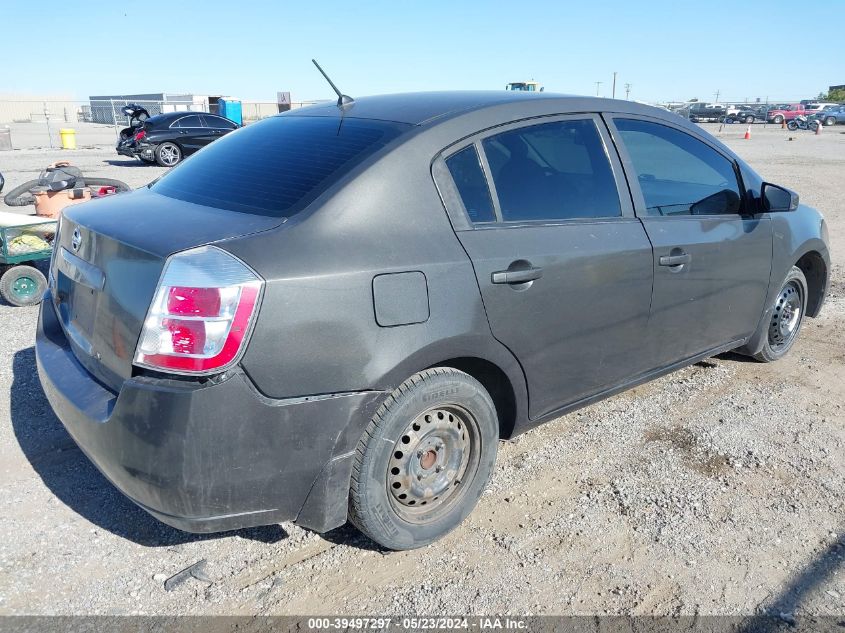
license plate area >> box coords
[55,247,105,347]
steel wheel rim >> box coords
[12,275,38,299]
[160,145,180,166]
[769,280,803,351]
[387,405,481,522]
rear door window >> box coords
[152,116,408,217]
[614,118,742,217]
[202,115,237,130]
[172,115,204,128]
[445,145,496,223]
[481,119,621,222]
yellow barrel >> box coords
[59,128,76,150]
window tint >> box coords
[172,115,204,128]
[445,145,496,223]
[152,116,408,217]
[202,115,237,130]
[482,119,620,222]
[615,118,742,217]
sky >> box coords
[1,0,841,104]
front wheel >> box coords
[348,368,499,550]
[787,121,798,131]
[744,115,755,124]
[825,117,836,127]
[0,265,47,307]
[155,142,182,167]
[753,266,807,362]
[773,115,784,124]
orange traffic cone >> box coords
[744,126,751,140]
[815,121,822,135]
[781,119,786,129]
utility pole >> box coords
[595,81,602,97]
[625,83,632,100]
[714,89,721,103]
[612,72,617,99]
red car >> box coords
[767,104,810,124]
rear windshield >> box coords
[151,116,409,217]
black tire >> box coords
[0,265,47,307]
[154,142,182,167]
[787,121,798,131]
[349,368,499,550]
[824,117,836,127]
[3,179,40,207]
[773,115,784,124]
[752,266,807,362]
[744,115,754,124]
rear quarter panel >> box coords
[219,136,527,417]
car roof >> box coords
[146,111,211,123]
[283,91,667,126]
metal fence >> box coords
[0,100,325,150]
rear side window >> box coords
[152,116,408,217]
[172,115,204,128]
[202,115,237,130]
[482,119,621,222]
[445,145,496,223]
[615,118,742,217]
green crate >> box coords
[0,221,57,265]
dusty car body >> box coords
[37,92,830,550]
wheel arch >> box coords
[794,249,828,317]
[427,356,519,439]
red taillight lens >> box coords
[134,247,263,375]
[134,129,146,141]
[167,287,222,316]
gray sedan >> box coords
[37,92,830,550]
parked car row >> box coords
[671,101,844,126]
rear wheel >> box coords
[0,265,47,307]
[825,117,836,127]
[753,266,807,362]
[744,115,754,124]
[348,368,498,550]
[155,142,182,167]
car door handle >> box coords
[491,267,543,284]
[659,252,692,266]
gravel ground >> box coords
[0,123,842,617]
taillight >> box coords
[134,246,263,375]
[134,129,146,141]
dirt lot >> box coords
[0,124,842,617]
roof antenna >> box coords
[312,59,354,108]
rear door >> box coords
[170,114,207,152]
[606,116,771,367]
[201,114,238,144]
[438,115,654,419]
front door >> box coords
[607,116,772,367]
[441,115,654,419]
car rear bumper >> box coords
[36,293,385,534]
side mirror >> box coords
[761,182,799,212]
